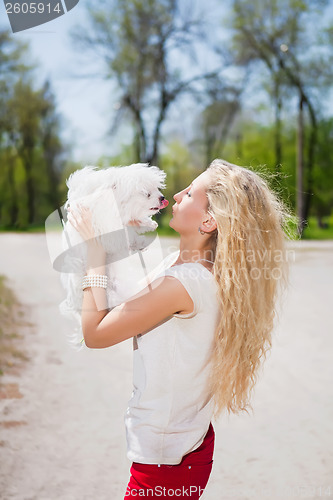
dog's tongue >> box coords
[160,199,169,209]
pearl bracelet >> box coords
[82,274,108,291]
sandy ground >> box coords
[0,233,332,500]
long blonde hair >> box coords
[205,159,297,419]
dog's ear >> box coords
[111,183,116,190]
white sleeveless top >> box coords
[124,250,221,465]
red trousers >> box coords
[123,422,215,499]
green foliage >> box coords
[0,30,68,230]
[302,216,333,239]
[216,119,296,206]
[311,117,333,217]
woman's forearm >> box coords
[81,242,109,344]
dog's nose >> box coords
[159,196,169,209]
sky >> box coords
[0,0,227,165]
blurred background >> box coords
[0,0,333,238]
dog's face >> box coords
[64,163,168,234]
[108,164,168,226]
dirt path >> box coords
[0,234,332,500]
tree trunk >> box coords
[276,54,318,235]
[8,154,19,227]
[25,158,35,225]
[134,131,141,163]
[274,77,283,189]
[205,126,214,167]
[125,95,147,162]
[296,95,305,237]
[303,103,318,224]
[212,102,240,160]
[21,145,35,225]
[236,133,243,159]
[148,91,168,166]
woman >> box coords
[68,158,293,499]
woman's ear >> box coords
[202,215,217,233]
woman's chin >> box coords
[168,219,179,234]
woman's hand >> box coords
[67,205,105,268]
[67,204,96,242]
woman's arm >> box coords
[81,241,109,341]
[84,273,192,349]
[68,205,193,349]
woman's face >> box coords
[169,171,212,234]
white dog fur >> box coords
[59,163,168,350]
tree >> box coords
[39,80,67,212]
[8,79,47,224]
[312,117,333,225]
[194,77,243,166]
[0,29,32,226]
[6,78,66,226]
[70,0,218,165]
[0,30,67,228]
[230,0,333,235]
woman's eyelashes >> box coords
[186,190,191,197]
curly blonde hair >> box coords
[204,159,297,419]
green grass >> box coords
[0,224,46,233]
[302,216,333,240]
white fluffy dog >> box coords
[58,163,168,349]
